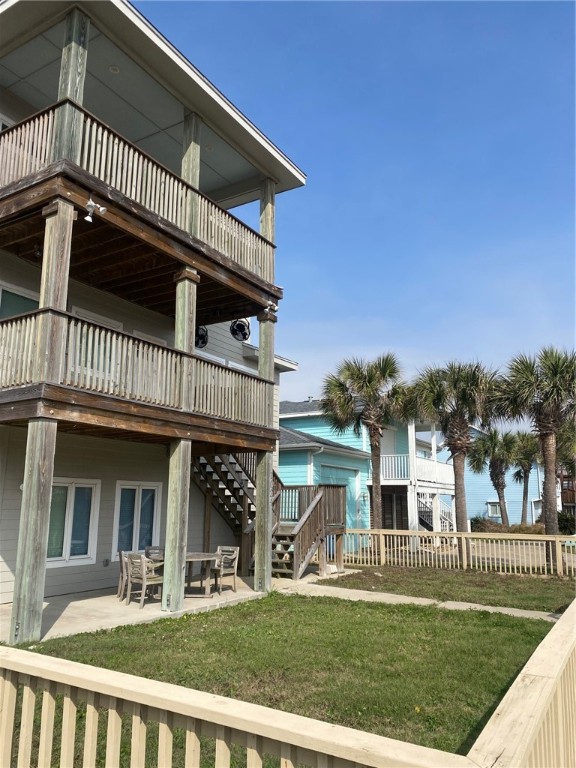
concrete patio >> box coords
[0,574,262,644]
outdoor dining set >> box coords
[117,545,240,608]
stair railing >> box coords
[291,490,325,579]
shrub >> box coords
[558,509,576,535]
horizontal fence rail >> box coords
[334,529,576,578]
[0,101,274,282]
[0,310,272,428]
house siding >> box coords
[278,451,310,486]
[0,426,235,604]
[465,462,542,526]
[279,414,365,452]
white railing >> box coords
[339,529,576,577]
[1,602,574,768]
[415,456,455,486]
[380,454,409,479]
[0,102,275,283]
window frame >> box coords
[486,501,501,518]
[0,281,40,319]
[46,478,101,568]
[111,481,162,560]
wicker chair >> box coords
[125,553,164,608]
[210,545,240,595]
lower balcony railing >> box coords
[0,100,274,282]
[379,454,454,485]
[0,310,271,428]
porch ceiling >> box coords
[0,204,264,326]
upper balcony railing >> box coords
[0,101,275,283]
[379,454,454,487]
[0,310,271,428]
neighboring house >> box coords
[279,425,371,529]
[0,0,306,643]
[279,400,456,531]
[438,428,544,526]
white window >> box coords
[0,283,39,320]
[46,479,100,567]
[486,502,500,518]
[112,482,162,558]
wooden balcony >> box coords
[0,309,274,446]
[0,100,275,284]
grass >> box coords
[30,592,551,758]
[317,566,575,613]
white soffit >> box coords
[0,0,306,194]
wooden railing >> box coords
[0,312,38,387]
[337,529,576,578]
[0,101,275,282]
[1,600,574,768]
[0,310,273,428]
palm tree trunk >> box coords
[541,432,559,535]
[369,428,382,529]
[521,469,530,526]
[496,484,509,527]
[453,451,468,532]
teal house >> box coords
[279,400,456,531]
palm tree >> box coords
[512,432,540,527]
[320,355,403,529]
[468,428,517,527]
[412,362,497,532]
[497,348,576,535]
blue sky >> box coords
[136,0,574,401]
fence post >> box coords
[335,534,344,573]
[379,532,385,566]
[555,537,564,577]
[461,534,468,571]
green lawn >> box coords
[31,592,551,757]
[317,566,575,613]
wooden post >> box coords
[162,439,191,613]
[54,9,90,164]
[181,110,202,236]
[432,493,441,532]
[203,490,212,553]
[36,199,76,382]
[9,419,58,644]
[260,178,276,244]
[555,537,564,577]
[317,539,327,577]
[240,492,251,577]
[335,533,345,573]
[162,268,198,612]
[253,307,277,593]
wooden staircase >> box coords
[192,454,346,580]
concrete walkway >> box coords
[273,572,562,623]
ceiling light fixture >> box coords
[109,65,120,74]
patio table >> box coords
[148,552,218,597]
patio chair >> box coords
[125,553,164,608]
[210,545,240,595]
[117,550,129,601]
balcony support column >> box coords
[260,178,276,243]
[162,267,199,612]
[36,199,76,382]
[182,110,202,235]
[431,494,441,532]
[407,420,419,534]
[9,419,58,645]
[254,307,277,593]
[55,9,90,163]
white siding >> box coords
[0,426,236,604]
[0,85,34,124]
